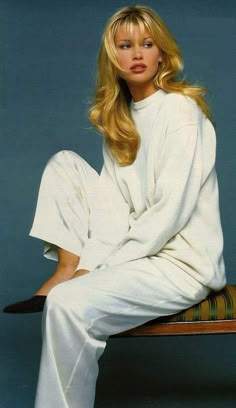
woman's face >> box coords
[115,23,162,100]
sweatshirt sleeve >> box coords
[104,96,206,267]
[77,143,130,271]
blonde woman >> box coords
[4,5,226,407]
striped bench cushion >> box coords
[156,284,236,323]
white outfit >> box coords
[30,89,226,408]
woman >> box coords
[4,5,226,407]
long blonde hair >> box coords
[90,5,211,166]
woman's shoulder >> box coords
[163,91,198,116]
[160,91,201,131]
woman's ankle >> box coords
[34,265,76,296]
[35,248,80,296]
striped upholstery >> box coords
[157,284,236,323]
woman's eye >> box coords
[144,42,153,48]
[119,43,130,49]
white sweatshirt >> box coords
[78,89,226,291]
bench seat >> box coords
[115,284,236,336]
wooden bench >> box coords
[114,284,236,337]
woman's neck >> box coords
[127,82,159,102]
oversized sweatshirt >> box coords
[78,89,226,291]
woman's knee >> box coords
[40,150,89,193]
[47,150,81,168]
[44,150,98,184]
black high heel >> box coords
[3,295,46,314]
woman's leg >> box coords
[3,150,98,313]
[30,150,99,294]
[35,258,210,408]
[35,247,80,296]
[30,150,99,266]
[3,247,81,313]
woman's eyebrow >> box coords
[117,36,153,42]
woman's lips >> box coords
[130,64,147,73]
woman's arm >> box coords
[104,120,204,266]
[103,93,217,268]
[76,143,130,272]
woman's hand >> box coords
[71,269,90,279]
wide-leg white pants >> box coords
[31,151,210,408]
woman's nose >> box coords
[133,46,143,59]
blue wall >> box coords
[1,1,236,407]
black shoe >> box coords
[3,295,47,314]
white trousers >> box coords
[31,151,210,408]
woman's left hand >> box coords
[71,269,90,279]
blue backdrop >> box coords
[1,1,236,407]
